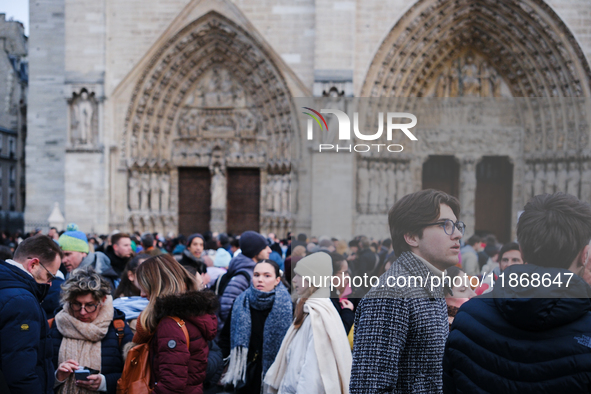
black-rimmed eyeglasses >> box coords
[70,302,100,313]
[39,263,57,282]
[423,219,466,236]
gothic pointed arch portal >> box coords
[354,0,591,241]
[123,12,294,236]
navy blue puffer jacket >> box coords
[444,264,591,393]
[0,260,54,394]
[218,253,254,329]
[50,306,133,394]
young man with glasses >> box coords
[0,234,63,394]
[350,189,463,394]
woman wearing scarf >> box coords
[264,252,352,394]
[133,254,218,393]
[219,259,292,393]
[51,267,133,394]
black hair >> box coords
[255,259,281,278]
[113,253,150,298]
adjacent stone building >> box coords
[27,0,591,242]
[0,14,26,232]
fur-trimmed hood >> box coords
[154,290,218,322]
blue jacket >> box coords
[0,260,54,394]
[50,307,133,394]
[218,253,255,328]
[444,264,591,393]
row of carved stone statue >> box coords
[264,174,290,214]
[357,160,413,214]
[524,160,591,201]
[128,171,171,212]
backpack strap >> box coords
[112,319,126,347]
[169,316,190,349]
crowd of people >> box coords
[2,189,591,393]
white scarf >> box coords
[264,297,352,393]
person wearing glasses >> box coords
[50,267,133,394]
[350,189,464,394]
[0,234,63,394]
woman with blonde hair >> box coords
[264,252,352,394]
[133,254,218,393]
[51,267,133,394]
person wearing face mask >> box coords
[218,260,292,393]
[0,235,63,394]
[264,252,352,394]
[444,266,476,326]
[51,267,133,394]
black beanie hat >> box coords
[239,231,267,258]
[187,233,205,247]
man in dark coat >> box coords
[444,193,591,393]
[350,190,464,393]
[0,235,63,394]
[104,232,133,276]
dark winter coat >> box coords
[151,291,218,394]
[50,307,134,394]
[0,260,54,394]
[179,249,207,275]
[350,251,448,394]
[105,245,131,276]
[330,297,355,335]
[444,263,591,393]
[218,253,255,327]
[42,276,64,319]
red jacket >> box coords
[150,291,218,394]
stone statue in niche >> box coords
[461,53,480,97]
[281,174,290,214]
[566,161,580,198]
[556,162,568,192]
[387,162,397,208]
[129,171,140,210]
[533,163,545,196]
[160,172,170,212]
[150,173,160,211]
[368,162,380,214]
[265,176,274,211]
[140,173,150,211]
[273,176,283,213]
[211,166,226,210]
[523,163,534,201]
[357,161,369,213]
[70,90,97,146]
[545,162,556,194]
[580,161,591,202]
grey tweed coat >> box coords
[350,251,449,394]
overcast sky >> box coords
[1,0,29,36]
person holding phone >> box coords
[50,267,133,393]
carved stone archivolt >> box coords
[122,12,295,234]
[361,0,591,156]
[68,88,99,148]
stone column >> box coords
[210,165,227,233]
[459,156,478,237]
